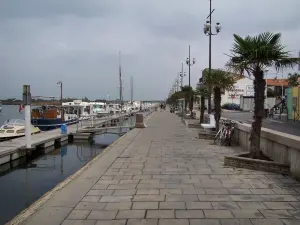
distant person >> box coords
[160,103,163,111]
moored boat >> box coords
[31,105,78,131]
[0,119,40,141]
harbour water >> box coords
[0,105,136,224]
[0,133,127,224]
[0,105,24,125]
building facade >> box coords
[221,77,254,106]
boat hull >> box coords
[31,118,78,131]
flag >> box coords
[19,104,24,113]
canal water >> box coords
[0,115,135,224]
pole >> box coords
[60,82,64,121]
[130,76,133,103]
[119,51,123,111]
[25,105,31,149]
[181,63,184,88]
[282,74,284,99]
[265,74,268,109]
[208,0,212,114]
[23,85,31,149]
[177,73,180,92]
[188,45,191,87]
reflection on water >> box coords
[0,132,121,225]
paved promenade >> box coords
[19,111,300,225]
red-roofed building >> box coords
[266,79,288,87]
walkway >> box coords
[18,111,300,225]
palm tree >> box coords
[287,72,300,87]
[195,84,205,123]
[166,91,183,106]
[226,32,299,159]
[181,85,194,114]
[203,69,234,131]
[202,69,213,113]
[195,81,208,123]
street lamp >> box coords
[203,0,221,114]
[179,71,186,88]
[186,45,196,87]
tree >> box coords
[202,69,213,113]
[287,72,300,87]
[166,91,184,106]
[226,32,299,159]
[181,85,194,113]
[203,69,234,131]
[195,82,209,123]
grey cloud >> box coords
[1,0,300,100]
[0,0,117,19]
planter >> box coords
[224,153,290,175]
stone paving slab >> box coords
[18,111,300,224]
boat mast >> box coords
[130,76,133,103]
[119,51,123,108]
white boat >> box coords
[63,100,92,120]
[0,119,40,141]
[89,102,110,117]
[121,104,132,114]
[108,104,121,115]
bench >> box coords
[201,114,216,130]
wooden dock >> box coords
[0,112,136,166]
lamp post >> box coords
[186,45,196,87]
[179,63,186,88]
[176,75,180,92]
[203,0,221,114]
[180,71,186,88]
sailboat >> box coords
[119,51,123,112]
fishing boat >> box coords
[31,105,78,131]
[0,119,40,141]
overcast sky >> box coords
[0,0,299,101]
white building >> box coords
[221,77,254,106]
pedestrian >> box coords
[160,103,163,112]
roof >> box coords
[266,79,288,87]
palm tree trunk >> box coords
[214,87,221,131]
[200,96,205,123]
[189,95,194,116]
[250,67,265,159]
[208,88,212,114]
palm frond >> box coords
[226,32,300,76]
